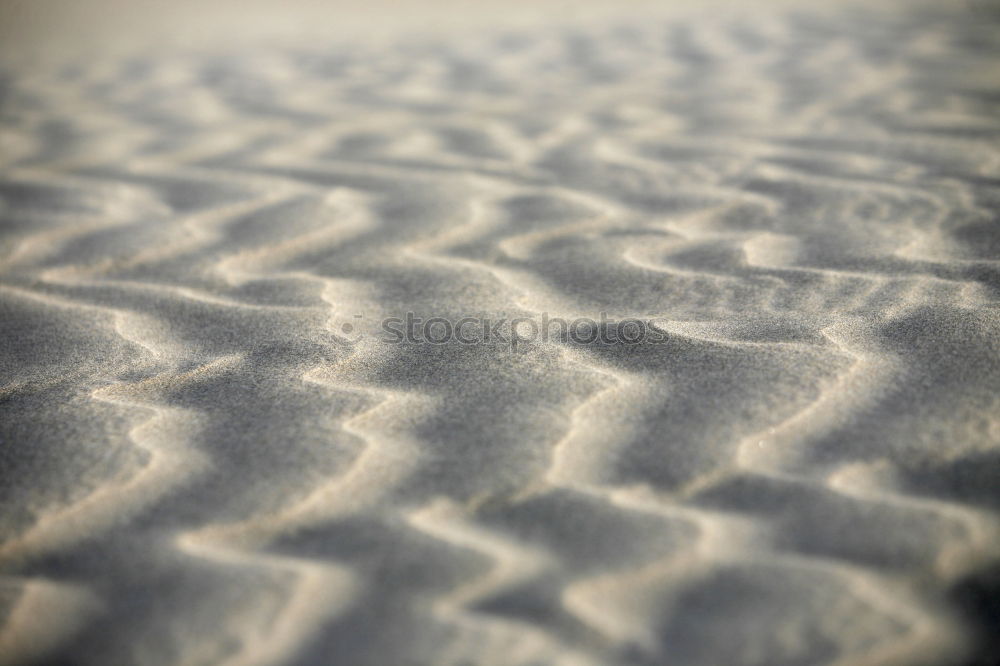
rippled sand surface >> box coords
[2,1,1000,664]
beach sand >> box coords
[1,1,999,664]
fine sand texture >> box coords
[2,1,1000,665]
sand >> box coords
[1,0,999,664]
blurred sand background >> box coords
[1,0,1000,665]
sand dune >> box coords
[1,1,999,664]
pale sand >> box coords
[1,1,1000,664]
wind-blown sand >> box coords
[1,1,999,664]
